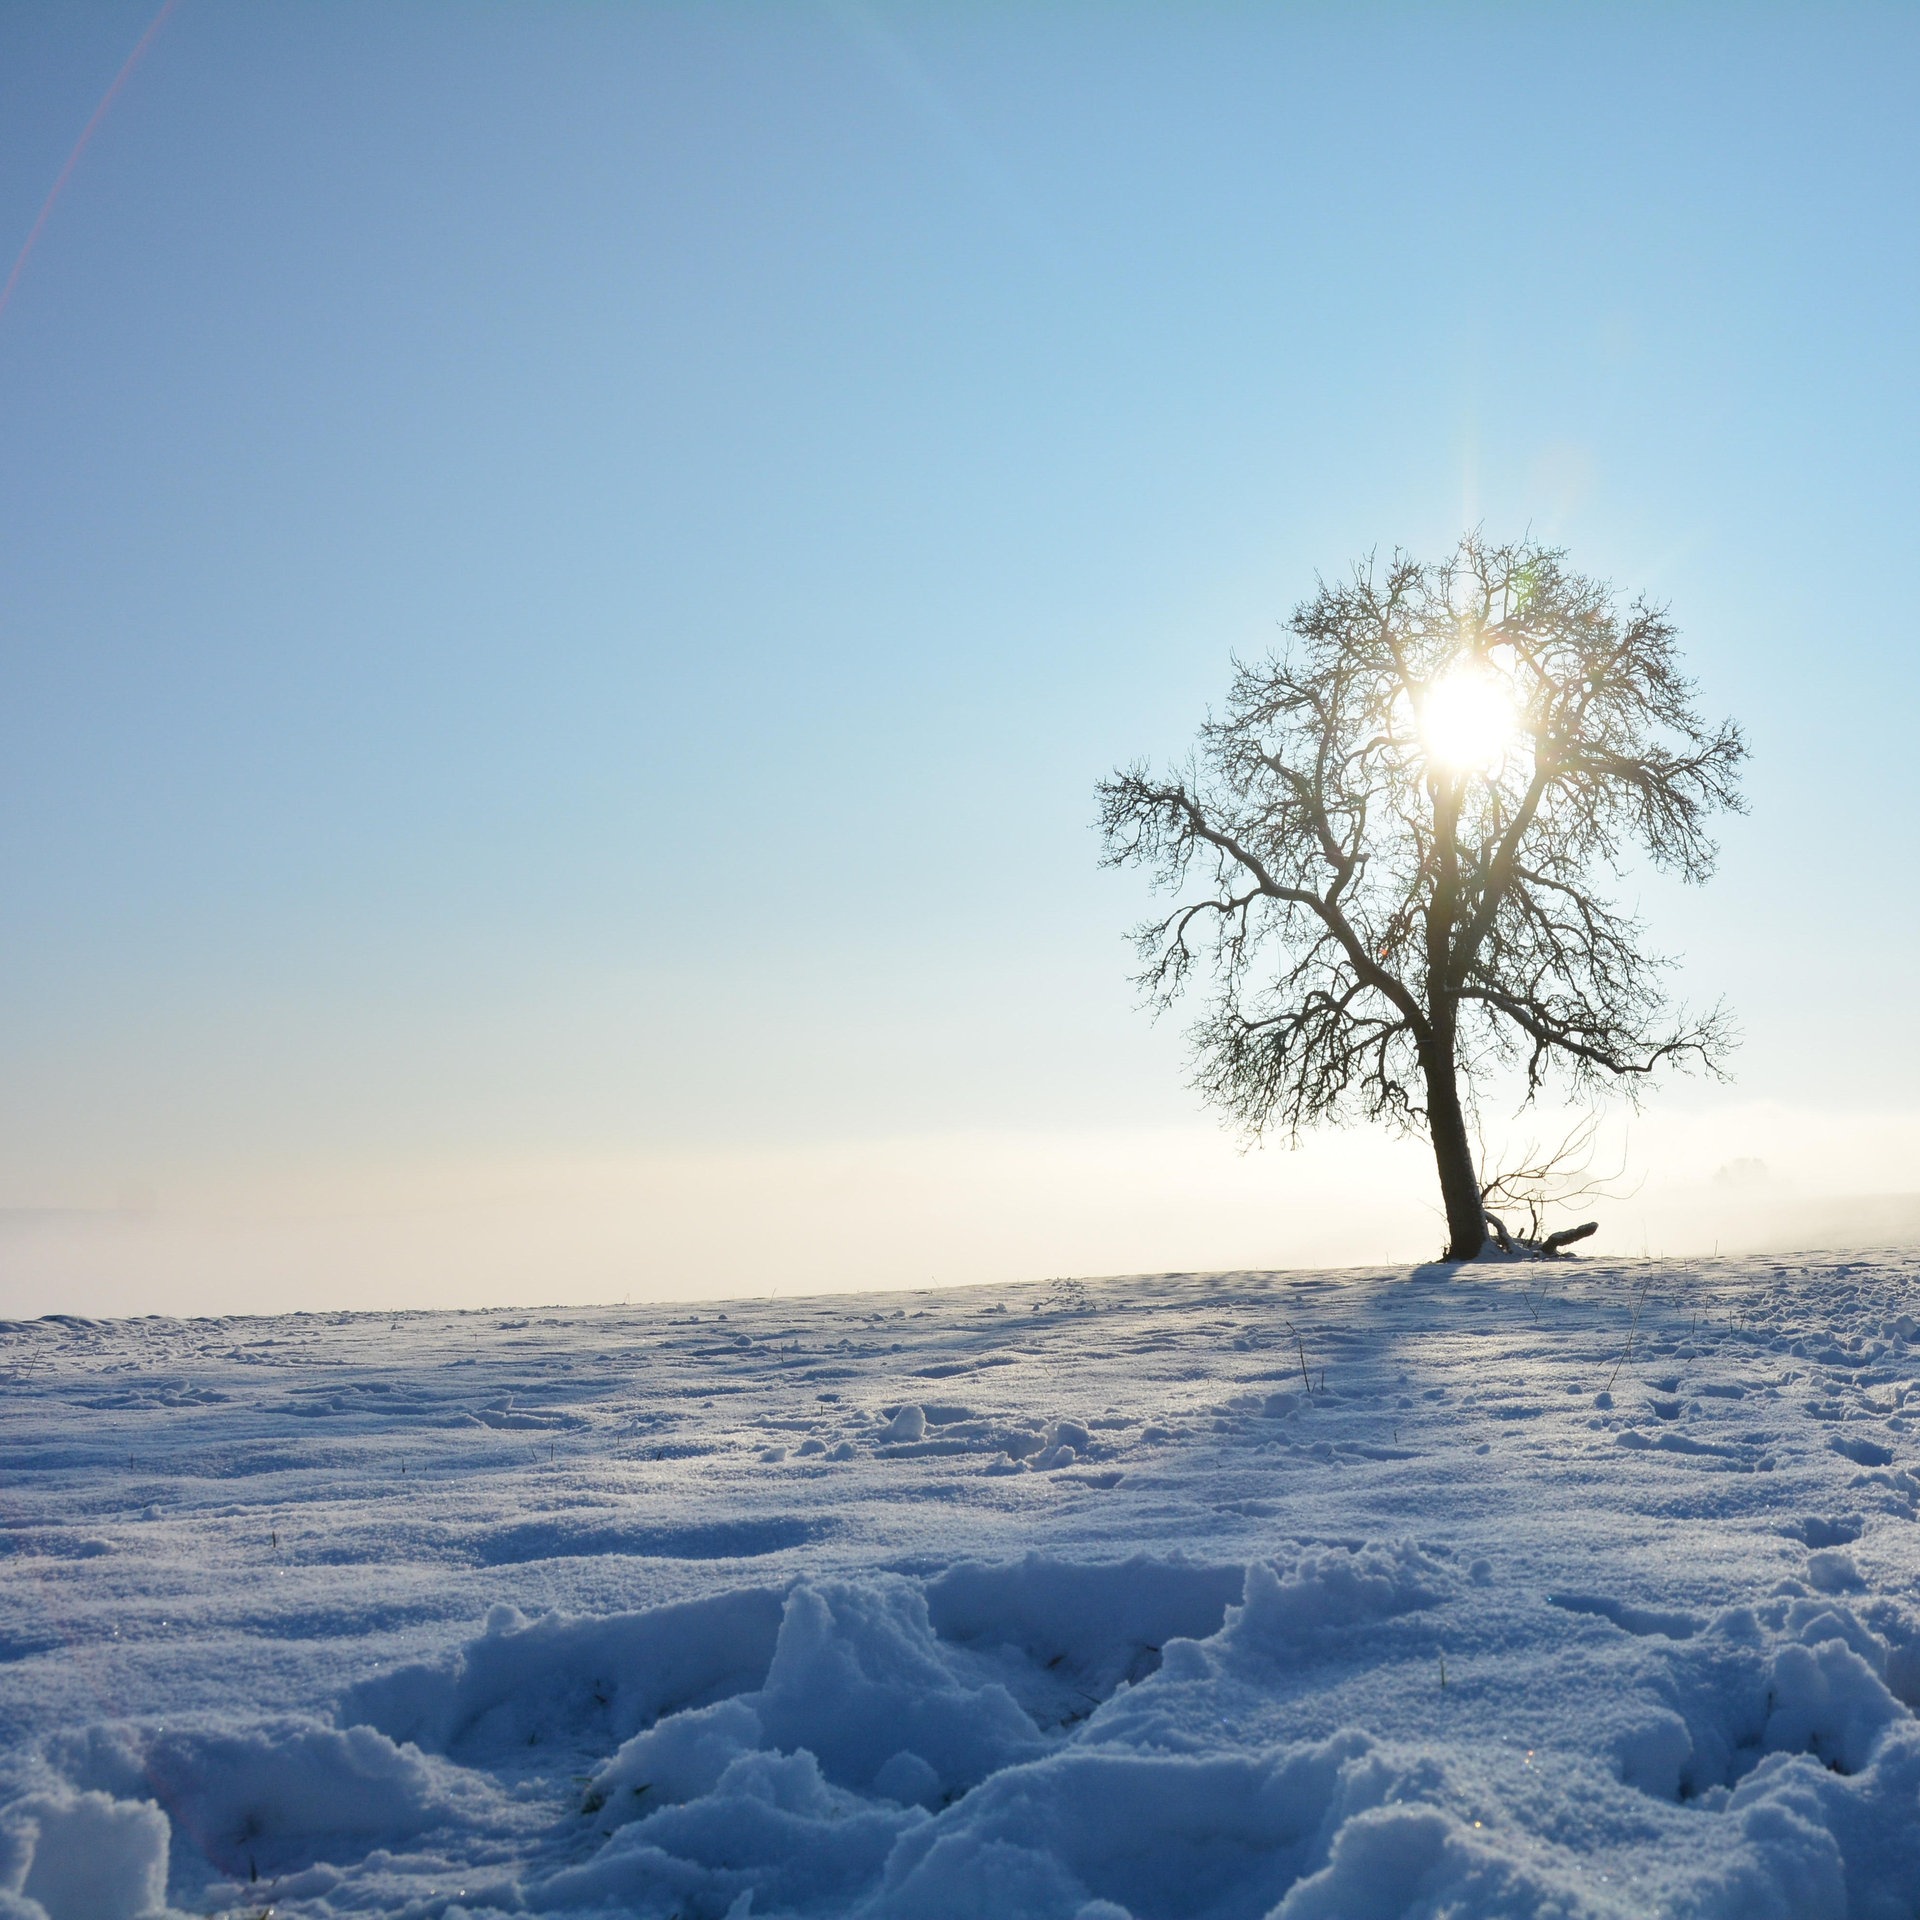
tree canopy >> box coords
[1098,535,1747,1260]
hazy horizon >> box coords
[6,1097,1918,1319]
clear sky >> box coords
[3,3,1916,1314]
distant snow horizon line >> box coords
[3,1188,1917,1328]
[6,1233,1920,1336]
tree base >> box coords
[1477,1214,1598,1259]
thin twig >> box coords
[1606,1274,1654,1391]
[1283,1320,1312,1395]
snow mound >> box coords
[584,1575,1047,1829]
[0,1790,170,1920]
[1271,1802,1593,1920]
[341,1585,785,1762]
[874,1733,1399,1919]
[882,1405,928,1443]
[757,1579,1047,1797]
[50,1717,480,1882]
[1760,1636,1903,1775]
[539,1743,912,1917]
[1220,1540,1451,1658]
[924,1552,1245,1704]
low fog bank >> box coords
[2,1101,1915,1319]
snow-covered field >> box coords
[3,1254,1918,1919]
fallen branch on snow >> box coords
[1482,1213,1598,1259]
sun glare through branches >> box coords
[1418,661,1516,773]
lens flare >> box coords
[0,0,180,328]
[1420,662,1514,771]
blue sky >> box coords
[2,4,1916,1309]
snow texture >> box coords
[3,1255,1920,1916]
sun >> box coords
[1420,661,1515,772]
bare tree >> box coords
[1097,536,1746,1262]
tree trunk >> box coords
[1422,1041,1486,1262]
[1420,775,1484,1263]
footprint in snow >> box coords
[1548,1592,1703,1639]
[1783,1515,1861,1548]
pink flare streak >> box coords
[0,0,181,326]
